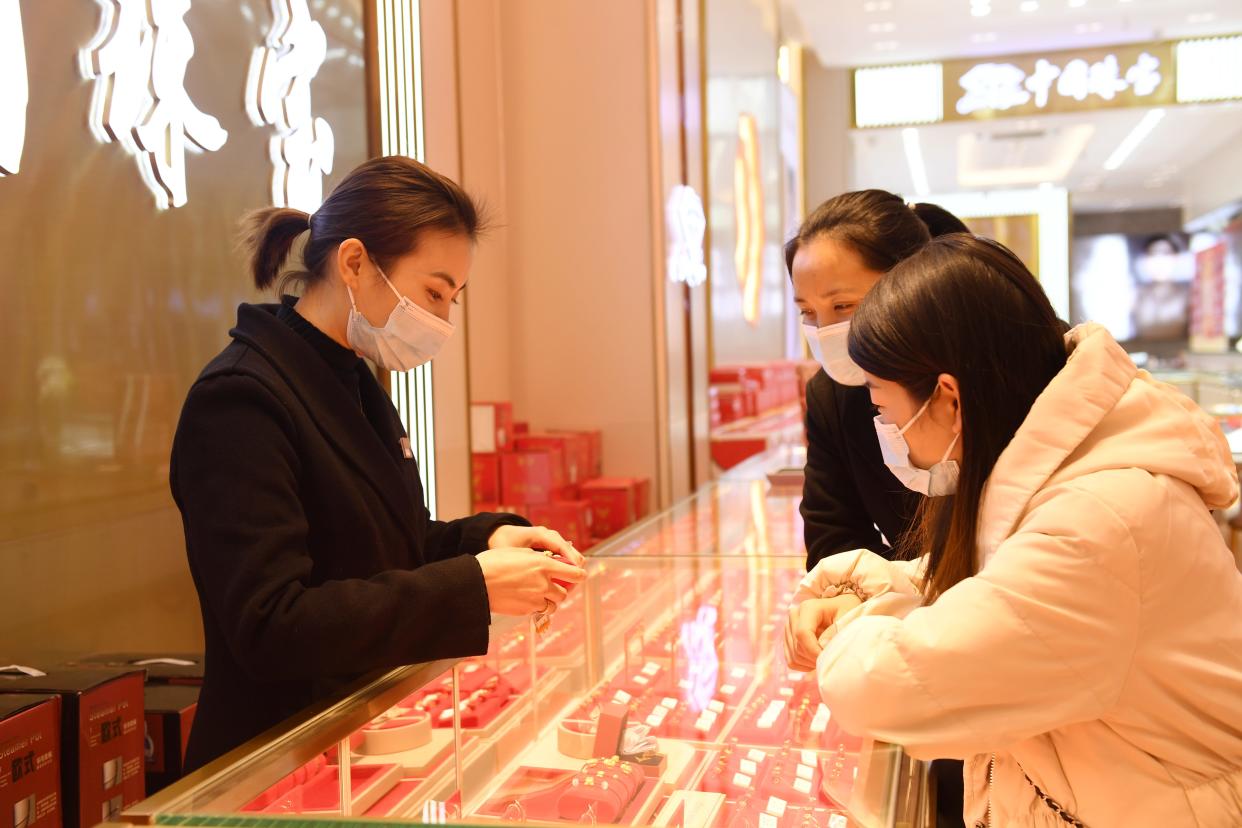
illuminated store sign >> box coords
[79,0,229,209]
[666,185,707,287]
[246,0,336,212]
[0,0,26,176]
[850,36,1242,127]
[952,47,1167,118]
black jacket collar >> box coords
[228,302,420,536]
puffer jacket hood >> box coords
[977,322,1239,562]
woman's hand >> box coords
[784,594,863,672]
[476,547,587,616]
[489,524,585,567]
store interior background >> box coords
[4,0,1242,661]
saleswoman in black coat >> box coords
[784,190,969,828]
[172,156,585,771]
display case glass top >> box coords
[124,451,919,828]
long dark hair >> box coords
[240,156,485,294]
[784,189,968,275]
[848,235,1067,602]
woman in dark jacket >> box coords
[172,156,585,771]
[789,190,968,568]
[785,189,969,828]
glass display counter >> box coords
[120,453,926,828]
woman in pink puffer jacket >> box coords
[785,235,1242,827]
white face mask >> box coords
[803,320,866,386]
[346,264,454,372]
[873,395,960,497]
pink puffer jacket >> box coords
[797,324,1242,827]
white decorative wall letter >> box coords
[666,185,707,287]
[1,0,28,176]
[246,0,335,212]
[79,0,228,209]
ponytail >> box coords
[910,202,970,238]
[238,156,485,298]
[239,207,311,292]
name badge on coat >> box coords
[399,437,414,459]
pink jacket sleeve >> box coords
[814,483,1142,760]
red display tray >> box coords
[245,759,401,815]
[475,765,658,825]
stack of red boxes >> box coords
[471,402,648,548]
[0,667,146,828]
[579,478,651,539]
[65,653,203,797]
[710,361,806,422]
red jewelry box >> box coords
[471,401,514,453]
[592,702,628,759]
[551,429,603,479]
[142,685,198,796]
[501,449,567,505]
[580,479,637,537]
[515,434,591,487]
[526,500,593,548]
[0,694,61,828]
[0,668,145,828]
[471,453,501,504]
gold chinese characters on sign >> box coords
[943,41,1176,122]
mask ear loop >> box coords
[370,258,405,303]
[940,431,960,463]
[898,395,934,436]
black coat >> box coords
[801,370,920,568]
[171,302,525,771]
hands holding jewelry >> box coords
[783,594,862,672]
[477,545,586,616]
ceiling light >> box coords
[971,32,999,43]
[971,5,992,16]
[902,127,931,197]
[1188,12,1216,24]
[868,22,897,33]
[1103,108,1165,171]
[1075,21,1103,33]
[874,40,899,51]
[1020,0,1039,10]
[863,0,894,11]
[957,125,1094,187]
[1068,0,1086,5]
